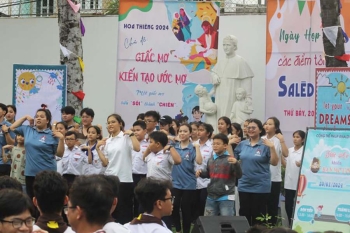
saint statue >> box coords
[194,84,217,129]
[211,35,254,120]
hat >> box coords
[159,115,173,125]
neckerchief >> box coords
[130,214,163,226]
[35,213,68,233]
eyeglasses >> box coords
[65,138,76,141]
[63,206,77,215]
[0,217,35,229]
[144,120,157,124]
[247,126,257,130]
[161,196,175,204]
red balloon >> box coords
[297,175,307,197]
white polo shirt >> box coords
[132,139,149,175]
[104,131,133,182]
[61,146,87,176]
[194,139,213,189]
[284,146,303,190]
[125,221,172,233]
[146,150,174,181]
[83,146,106,175]
[262,135,282,182]
[104,222,130,233]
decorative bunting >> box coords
[73,116,82,124]
[80,18,85,36]
[335,54,350,61]
[71,90,85,101]
[323,26,338,47]
[78,57,85,72]
[341,29,349,43]
[59,44,73,58]
[67,0,81,13]
[297,0,306,15]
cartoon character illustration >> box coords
[316,205,323,217]
[18,72,36,91]
[311,157,320,173]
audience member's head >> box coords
[247,225,267,233]
[0,189,34,233]
[263,227,297,233]
[101,175,120,216]
[0,176,22,192]
[134,178,173,218]
[66,175,114,233]
[33,170,68,215]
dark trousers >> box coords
[267,181,281,225]
[62,174,77,194]
[111,182,134,224]
[285,189,296,227]
[0,164,11,176]
[172,188,196,233]
[132,173,146,217]
[239,192,269,226]
[192,188,208,221]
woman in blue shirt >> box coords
[233,119,278,226]
[172,124,202,233]
[10,108,65,199]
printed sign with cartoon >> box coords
[292,129,350,233]
[13,64,67,122]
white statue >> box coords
[194,84,217,129]
[230,87,254,125]
[211,35,254,119]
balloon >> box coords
[297,175,307,197]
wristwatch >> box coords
[129,133,135,137]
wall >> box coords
[0,15,266,130]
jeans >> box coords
[204,198,235,216]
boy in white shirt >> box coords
[125,178,173,233]
[61,131,87,190]
[132,120,149,217]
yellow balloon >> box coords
[18,72,36,91]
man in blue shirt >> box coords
[0,103,15,176]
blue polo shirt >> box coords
[0,120,15,165]
[234,139,271,193]
[15,125,58,176]
[172,142,197,190]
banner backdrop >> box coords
[266,0,350,139]
[315,68,350,128]
[292,128,350,232]
[116,0,219,125]
[13,64,67,122]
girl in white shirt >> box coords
[283,130,305,227]
[81,125,105,175]
[97,113,140,224]
[263,116,289,225]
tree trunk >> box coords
[320,0,347,67]
[58,0,84,113]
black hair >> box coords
[247,225,268,233]
[144,111,161,122]
[199,123,214,138]
[136,113,145,121]
[133,120,147,130]
[179,123,192,133]
[213,133,229,145]
[191,106,203,115]
[61,106,75,115]
[180,116,189,123]
[102,175,120,198]
[80,107,95,118]
[293,130,306,145]
[0,103,8,115]
[172,119,180,129]
[65,131,77,139]
[56,121,68,130]
[231,123,243,140]
[248,118,265,137]
[0,189,33,219]
[263,227,297,233]
[218,116,233,135]
[134,178,172,213]
[69,175,114,225]
[107,114,124,131]
[36,108,52,128]
[266,116,282,134]
[149,131,168,147]
[33,171,68,214]
[0,176,22,192]
[7,105,17,114]
[87,125,102,140]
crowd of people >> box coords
[0,102,308,233]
